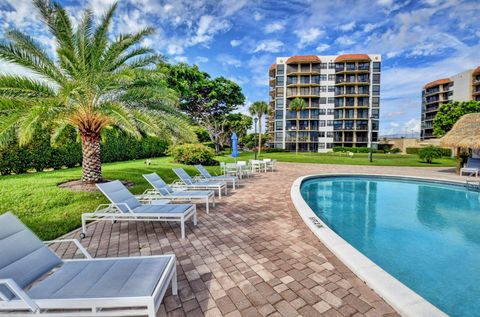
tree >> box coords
[160,62,245,153]
[0,1,195,183]
[433,100,480,137]
[418,145,443,164]
[288,98,307,154]
[248,101,268,156]
[219,113,252,148]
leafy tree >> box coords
[219,113,252,148]
[248,101,268,157]
[288,98,307,154]
[418,145,443,164]
[160,62,245,153]
[0,1,195,183]
[433,100,480,137]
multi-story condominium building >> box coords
[421,66,480,140]
[267,54,381,152]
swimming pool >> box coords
[300,176,480,317]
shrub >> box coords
[265,148,287,153]
[390,147,401,154]
[418,145,443,164]
[168,143,217,166]
[407,147,451,156]
[332,146,381,153]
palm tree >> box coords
[248,101,268,157]
[288,98,307,154]
[0,0,195,183]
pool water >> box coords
[301,176,480,317]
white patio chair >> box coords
[195,165,237,189]
[0,212,177,317]
[81,180,197,239]
[172,168,227,198]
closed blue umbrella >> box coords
[231,132,239,161]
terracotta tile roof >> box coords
[473,66,480,75]
[286,55,321,64]
[423,78,451,89]
[334,54,371,62]
[269,64,276,70]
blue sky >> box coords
[0,0,479,135]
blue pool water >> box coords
[300,176,480,317]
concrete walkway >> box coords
[54,163,463,316]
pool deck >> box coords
[54,163,464,317]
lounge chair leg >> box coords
[81,215,87,236]
[224,185,227,195]
[193,207,197,226]
[233,180,236,190]
[206,197,209,214]
[218,187,222,199]
[181,218,185,239]
[172,267,178,295]
[147,303,156,317]
[212,195,215,207]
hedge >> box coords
[168,143,217,165]
[406,147,451,156]
[332,146,382,153]
[0,130,169,175]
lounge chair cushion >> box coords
[0,212,62,300]
[133,204,193,214]
[195,165,213,178]
[28,257,171,299]
[171,191,212,197]
[210,176,236,181]
[97,181,142,213]
[194,180,223,186]
[466,158,480,169]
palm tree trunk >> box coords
[81,132,102,183]
[257,116,262,157]
[295,113,299,154]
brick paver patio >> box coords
[53,163,463,316]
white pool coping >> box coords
[290,173,458,317]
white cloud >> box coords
[220,0,250,16]
[335,36,355,46]
[253,12,264,21]
[172,55,188,63]
[195,56,209,63]
[339,21,356,32]
[264,21,285,33]
[315,44,330,52]
[230,39,242,47]
[217,54,242,67]
[253,40,283,53]
[189,15,231,46]
[294,27,324,48]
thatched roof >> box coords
[440,113,480,149]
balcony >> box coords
[356,137,368,142]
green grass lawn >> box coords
[0,152,455,240]
[219,151,457,167]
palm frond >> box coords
[92,2,117,64]
[75,9,95,75]
[0,75,56,98]
[100,102,141,138]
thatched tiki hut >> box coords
[441,113,480,172]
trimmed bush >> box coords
[406,147,451,157]
[418,145,443,164]
[390,148,401,154]
[168,143,217,166]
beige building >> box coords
[267,54,381,152]
[421,66,480,140]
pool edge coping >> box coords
[290,173,453,317]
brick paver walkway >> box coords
[54,163,463,316]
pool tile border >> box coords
[290,173,451,317]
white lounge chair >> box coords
[81,180,197,239]
[263,158,276,172]
[143,173,215,213]
[0,212,177,317]
[460,158,480,177]
[172,168,227,198]
[195,165,238,189]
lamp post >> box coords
[369,115,374,163]
[254,117,258,160]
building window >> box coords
[310,109,319,118]
[327,109,334,115]
[311,75,320,84]
[311,98,320,107]
[276,76,284,86]
[327,120,334,126]
[276,87,284,97]
[328,62,335,69]
[328,74,335,81]
[319,143,326,149]
[320,97,327,104]
[321,63,328,69]
[275,132,283,141]
[372,73,380,84]
[320,86,327,92]
[287,76,298,85]
[300,75,310,84]
[326,143,333,149]
[372,62,381,72]
[372,85,380,96]
[301,64,310,72]
[327,131,334,138]
[319,131,325,137]
[328,97,335,104]
[319,109,326,115]
[275,110,283,120]
[277,64,285,75]
[275,121,283,130]
[320,74,327,81]
[372,97,380,107]
[328,85,335,92]
[311,87,320,96]
[319,120,326,127]
[371,108,379,119]
[300,87,309,95]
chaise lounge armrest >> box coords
[44,239,92,259]
[0,279,39,312]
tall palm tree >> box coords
[0,0,195,183]
[248,101,268,157]
[288,98,307,154]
